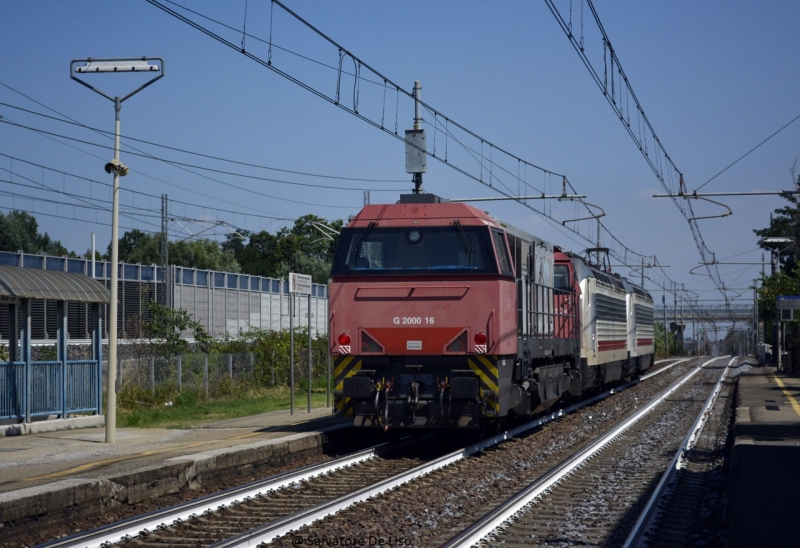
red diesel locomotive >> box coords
[329,194,654,430]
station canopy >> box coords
[0,265,110,304]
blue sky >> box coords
[2,1,799,320]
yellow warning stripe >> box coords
[334,355,361,413]
[773,374,800,418]
[334,355,356,379]
[468,356,499,394]
[468,355,499,413]
[25,430,268,481]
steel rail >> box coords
[622,356,735,548]
[41,440,387,548]
[211,358,697,547]
[43,357,694,548]
[440,356,727,547]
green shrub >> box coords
[218,377,234,397]
[175,389,201,407]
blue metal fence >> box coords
[66,360,100,414]
[0,362,24,420]
[1,359,100,421]
[30,361,61,417]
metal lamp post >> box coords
[762,237,795,368]
[71,57,164,443]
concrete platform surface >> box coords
[727,367,800,548]
[0,406,350,526]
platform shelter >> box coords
[0,265,109,423]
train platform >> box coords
[0,406,350,527]
[726,366,800,547]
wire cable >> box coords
[696,112,800,191]
[0,99,408,184]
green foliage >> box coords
[175,389,200,407]
[220,326,330,388]
[114,229,241,272]
[144,302,216,356]
[654,322,676,357]
[754,174,800,276]
[229,214,343,283]
[114,229,160,265]
[0,344,8,362]
[116,385,329,428]
[754,174,800,329]
[96,213,345,283]
[170,239,241,272]
[0,210,71,256]
[758,271,800,320]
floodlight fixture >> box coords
[762,237,795,244]
[74,58,161,73]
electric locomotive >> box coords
[329,194,654,430]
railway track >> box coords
[441,356,734,547]
[41,440,421,548]
[635,357,744,548]
[39,358,699,548]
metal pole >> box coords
[149,356,155,395]
[308,293,312,413]
[673,283,677,356]
[290,292,294,415]
[177,355,182,392]
[203,354,208,396]
[663,294,668,356]
[754,279,759,356]
[91,232,96,278]
[772,249,779,366]
[326,284,331,408]
[162,194,169,308]
[70,57,164,441]
[412,80,423,194]
[679,287,684,356]
[107,97,121,443]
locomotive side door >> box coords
[553,260,577,340]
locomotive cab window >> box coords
[554,264,571,290]
[491,229,514,277]
[331,225,499,276]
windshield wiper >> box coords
[352,222,377,259]
[452,220,474,254]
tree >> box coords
[231,215,344,283]
[114,229,160,265]
[0,210,343,282]
[0,211,71,256]
[113,229,241,272]
[170,239,240,272]
[754,173,800,275]
[143,301,215,356]
[654,321,676,357]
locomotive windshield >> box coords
[330,225,500,276]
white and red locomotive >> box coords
[329,194,654,430]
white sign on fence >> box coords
[289,272,312,295]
